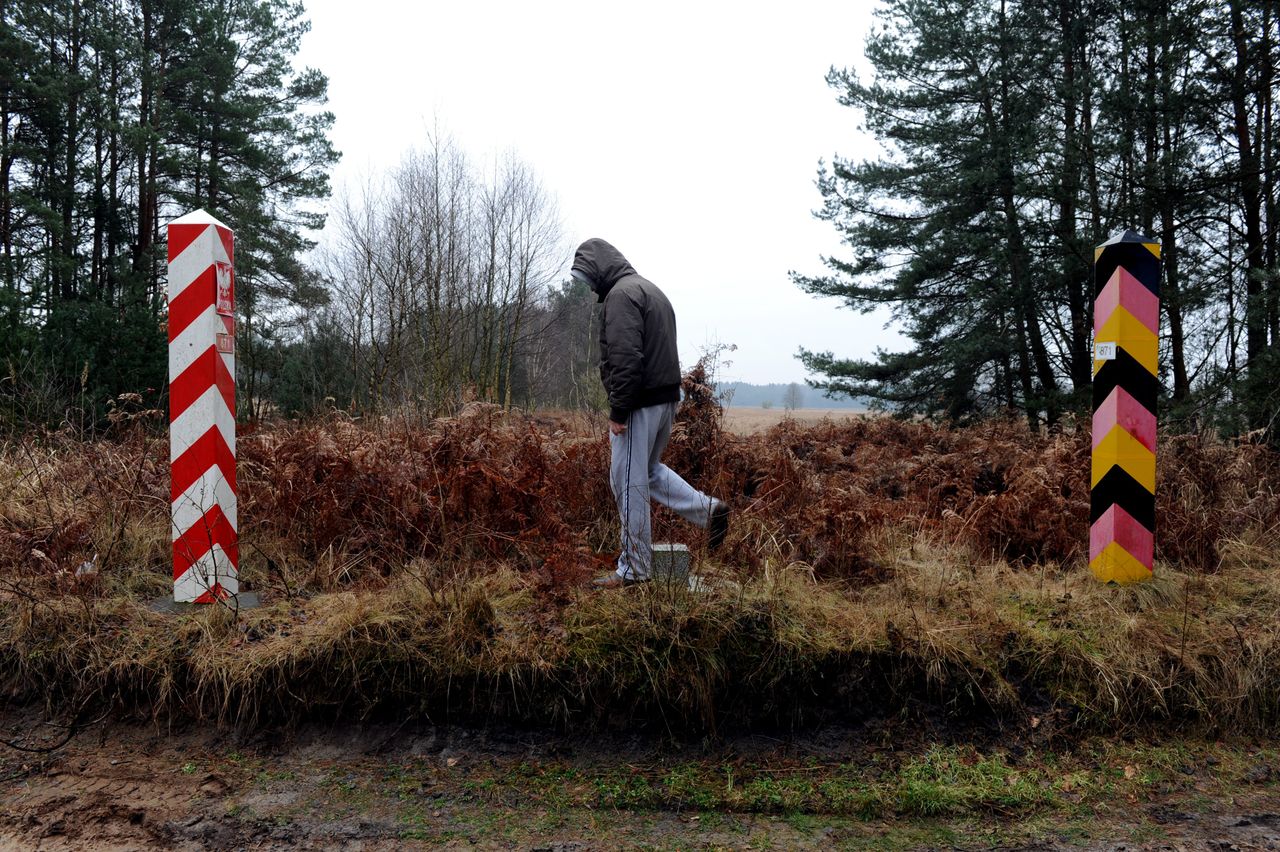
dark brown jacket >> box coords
[571,238,681,423]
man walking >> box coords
[570,238,729,588]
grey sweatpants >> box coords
[610,401,719,581]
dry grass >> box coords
[722,406,869,434]
[0,538,1277,734]
[0,379,1278,734]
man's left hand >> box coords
[609,420,627,436]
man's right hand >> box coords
[609,420,627,436]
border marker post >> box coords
[166,209,238,603]
[1090,230,1161,584]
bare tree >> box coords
[783,382,804,412]
[319,133,565,416]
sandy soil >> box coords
[1,708,1279,851]
[721,406,869,434]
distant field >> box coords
[722,405,869,434]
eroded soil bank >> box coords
[1,708,1277,851]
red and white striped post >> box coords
[167,209,237,603]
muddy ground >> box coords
[0,707,1277,851]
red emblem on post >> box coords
[215,261,234,316]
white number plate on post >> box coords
[1095,341,1117,361]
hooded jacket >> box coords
[571,238,681,423]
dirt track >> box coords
[2,709,1279,851]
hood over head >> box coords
[571,238,638,302]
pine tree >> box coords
[795,0,1061,426]
[0,0,338,425]
[798,0,1280,437]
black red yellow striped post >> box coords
[1090,230,1161,584]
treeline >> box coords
[0,0,336,427]
[798,0,1280,437]
[0,0,603,428]
[720,381,870,410]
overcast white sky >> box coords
[295,0,905,386]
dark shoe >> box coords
[591,573,649,590]
[708,503,730,552]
